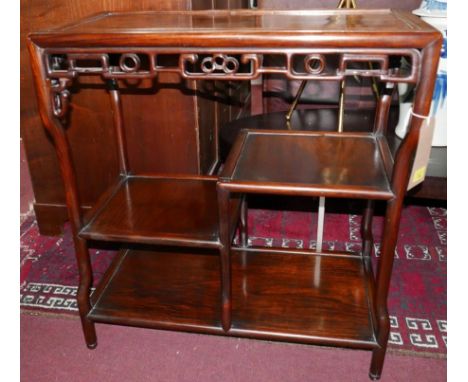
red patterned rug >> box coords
[20,202,446,357]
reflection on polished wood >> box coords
[89,248,223,332]
[89,247,377,348]
[222,130,394,200]
[231,249,376,348]
[219,109,446,200]
[79,176,220,248]
[35,9,436,45]
[220,109,377,161]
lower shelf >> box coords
[89,248,377,349]
[89,248,223,333]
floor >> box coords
[21,313,446,382]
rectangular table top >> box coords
[29,9,440,49]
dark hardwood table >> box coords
[28,9,442,380]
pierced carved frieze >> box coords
[46,53,158,80]
[43,48,421,119]
[44,48,421,83]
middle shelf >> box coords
[79,175,221,248]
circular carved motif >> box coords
[201,54,239,74]
[119,54,141,73]
[201,57,214,73]
[304,54,326,75]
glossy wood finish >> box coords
[89,247,377,348]
[28,9,442,380]
[257,0,421,10]
[219,109,446,199]
[32,9,438,49]
[221,130,393,200]
[369,40,440,381]
[89,248,223,332]
[209,11,441,378]
[28,38,99,348]
[230,249,376,348]
[387,132,446,200]
[219,108,376,160]
[255,0,423,116]
[79,176,221,248]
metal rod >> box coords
[338,0,357,9]
[314,196,326,288]
[337,78,346,133]
[286,80,307,121]
[316,196,326,253]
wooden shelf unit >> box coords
[28,9,442,380]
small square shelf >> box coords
[221,130,394,200]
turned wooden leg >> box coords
[361,200,375,257]
[240,196,248,248]
[75,237,97,348]
[217,185,232,332]
[369,198,402,379]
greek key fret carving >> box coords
[46,52,158,80]
[338,53,389,77]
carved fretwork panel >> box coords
[44,48,421,84]
[44,48,422,120]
